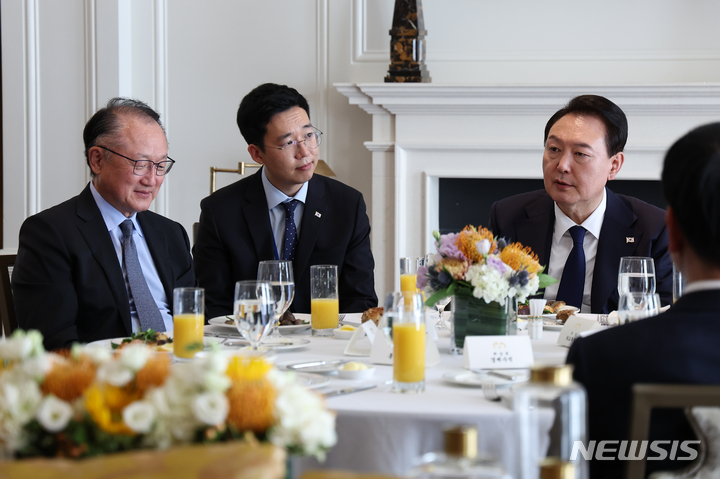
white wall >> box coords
[3,0,720,286]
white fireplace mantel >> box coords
[336,83,720,299]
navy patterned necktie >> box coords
[555,225,587,309]
[120,220,165,332]
[281,200,299,261]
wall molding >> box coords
[316,0,329,163]
[153,0,169,217]
[352,0,387,63]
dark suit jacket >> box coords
[12,184,196,351]
[567,290,720,478]
[193,170,377,318]
[488,188,672,313]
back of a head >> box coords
[662,122,720,267]
[544,95,628,157]
[236,83,310,150]
[83,98,164,173]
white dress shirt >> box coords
[261,167,308,259]
[544,189,607,313]
[90,182,173,332]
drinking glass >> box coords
[234,280,275,350]
[392,292,426,394]
[673,263,686,303]
[172,287,205,360]
[424,253,450,329]
[617,292,661,325]
[257,260,295,339]
[310,265,339,336]
[617,257,656,295]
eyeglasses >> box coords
[96,145,175,176]
[265,128,323,156]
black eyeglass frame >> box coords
[95,145,176,176]
[263,127,323,154]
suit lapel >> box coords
[513,194,555,267]
[76,185,132,335]
[591,189,641,312]
[293,176,325,283]
[242,171,276,261]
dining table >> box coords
[205,313,570,479]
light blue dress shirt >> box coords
[89,182,173,332]
[261,167,309,259]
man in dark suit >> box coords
[567,122,720,477]
[13,98,195,351]
[193,83,377,318]
[489,95,671,313]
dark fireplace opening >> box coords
[439,178,666,235]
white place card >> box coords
[462,336,534,370]
[344,321,376,356]
[556,315,603,347]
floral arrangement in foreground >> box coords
[0,330,336,461]
[419,225,557,307]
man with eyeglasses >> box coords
[13,98,195,350]
[194,83,377,317]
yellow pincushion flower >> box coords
[456,226,495,263]
[225,357,275,433]
[499,242,542,276]
[436,258,470,281]
[41,355,96,402]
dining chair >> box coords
[209,160,336,194]
[0,254,17,336]
[626,383,720,479]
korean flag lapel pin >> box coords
[314,211,322,219]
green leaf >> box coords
[537,273,559,289]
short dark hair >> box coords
[662,122,720,267]
[236,83,310,151]
[544,95,628,157]
[83,98,165,174]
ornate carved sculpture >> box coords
[385,0,431,83]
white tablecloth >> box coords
[208,320,568,478]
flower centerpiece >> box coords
[419,226,557,349]
[0,330,336,469]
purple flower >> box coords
[416,265,429,289]
[436,233,466,260]
[487,257,508,275]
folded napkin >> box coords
[529,299,547,317]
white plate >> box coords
[294,372,331,389]
[442,369,530,388]
[86,335,218,352]
[208,315,311,333]
[543,321,565,331]
[259,337,311,351]
[278,360,345,374]
[194,348,277,363]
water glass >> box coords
[234,280,274,350]
[617,292,661,325]
[257,260,295,339]
[617,257,656,294]
[310,264,339,336]
[172,287,205,360]
[392,292,426,394]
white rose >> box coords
[192,391,229,425]
[21,354,51,380]
[36,395,73,432]
[97,361,133,387]
[83,346,112,365]
[203,371,231,393]
[119,343,151,371]
[122,400,156,433]
[0,379,42,425]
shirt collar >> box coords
[553,188,607,239]
[684,279,720,294]
[89,181,141,235]
[261,166,308,209]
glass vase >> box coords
[450,295,516,354]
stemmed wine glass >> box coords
[234,280,275,351]
[257,260,295,339]
[424,253,450,329]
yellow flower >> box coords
[436,258,470,280]
[84,384,138,435]
[500,242,542,276]
[225,357,275,433]
[135,354,171,393]
[41,354,96,402]
[456,226,496,263]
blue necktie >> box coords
[120,220,165,332]
[555,226,586,309]
[282,200,299,261]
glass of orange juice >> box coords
[399,257,422,294]
[172,287,205,360]
[392,292,426,394]
[310,265,339,336]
